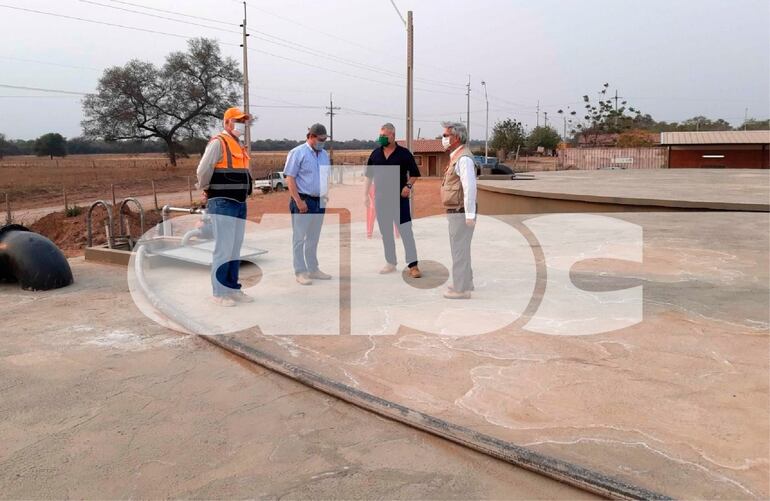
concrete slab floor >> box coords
[478,169,770,211]
[127,211,770,499]
[0,261,594,499]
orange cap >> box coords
[223,107,249,121]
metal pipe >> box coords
[118,197,145,238]
[86,200,113,248]
[181,228,203,246]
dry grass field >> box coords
[0,150,372,212]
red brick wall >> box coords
[669,147,769,169]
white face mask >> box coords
[233,122,247,136]
[441,136,452,150]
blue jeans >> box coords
[289,195,326,274]
[207,197,247,297]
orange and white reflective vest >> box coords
[206,132,252,201]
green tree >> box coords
[576,83,644,145]
[527,126,561,152]
[34,133,67,159]
[0,133,9,159]
[489,118,526,156]
[677,116,732,131]
[82,38,242,166]
[737,118,770,130]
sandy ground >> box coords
[0,259,594,499]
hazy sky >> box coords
[1,0,768,141]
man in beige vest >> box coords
[440,121,477,299]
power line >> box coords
[101,0,234,26]
[1,4,467,98]
[0,4,192,40]
[0,83,87,95]
[0,56,100,72]
[0,95,81,99]
[85,0,465,90]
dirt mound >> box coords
[30,207,162,257]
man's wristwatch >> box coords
[405,183,413,189]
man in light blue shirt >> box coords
[284,123,332,285]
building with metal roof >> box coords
[660,130,769,168]
[397,139,448,176]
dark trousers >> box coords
[376,196,418,268]
[448,212,475,292]
[207,197,247,297]
[289,194,326,274]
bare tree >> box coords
[82,38,242,166]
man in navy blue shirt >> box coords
[364,123,422,278]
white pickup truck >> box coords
[254,171,286,193]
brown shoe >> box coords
[296,273,313,286]
[308,270,332,280]
[408,266,422,278]
[379,264,397,274]
[443,289,471,300]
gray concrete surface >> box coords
[131,211,767,499]
[0,260,594,499]
[478,169,770,212]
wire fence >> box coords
[558,147,668,170]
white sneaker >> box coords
[211,296,236,307]
[379,264,397,274]
[230,291,255,303]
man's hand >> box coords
[296,199,309,213]
[401,186,411,198]
[466,218,476,227]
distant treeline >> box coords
[0,134,486,158]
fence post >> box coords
[151,180,159,210]
[63,186,68,213]
[4,193,11,225]
[111,184,116,208]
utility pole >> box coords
[543,111,548,128]
[613,89,624,128]
[389,2,413,150]
[536,100,540,128]
[563,115,567,140]
[466,75,471,140]
[481,80,489,160]
[406,11,414,150]
[325,93,340,164]
[240,1,251,159]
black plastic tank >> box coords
[0,224,74,291]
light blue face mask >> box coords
[313,140,326,151]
